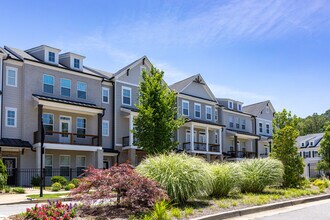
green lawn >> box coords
[26,193,70,199]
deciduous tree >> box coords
[318,124,330,173]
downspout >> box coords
[111,80,115,150]
[1,54,10,140]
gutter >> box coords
[111,79,115,150]
[1,54,10,140]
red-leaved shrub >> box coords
[71,163,168,211]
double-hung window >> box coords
[6,107,17,127]
[241,119,246,130]
[74,58,80,69]
[45,155,53,176]
[76,155,86,176]
[42,113,54,135]
[102,87,109,104]
[259,122,263,133]
[122,86,131,105]
[236,118,240,129]
[43,74,54,94]
[182,100,189,116]
[194,103,201,118]
[238,104,242,111]
[6,67,17,87]
[229,101,233,109]
[48,52,55,63]
[102,120,109,136]
[266,123,270,134]
[60,155,70,176]
[77,118,86,138]
[60,78,71,97]
[206,106,212,120]
[77,81,87,99]
[229,116,234,128]
[215,109,218,122]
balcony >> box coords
[226,150,256,159]
[182,142,220,153]
[34,131,99,146]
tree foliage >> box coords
[0,160,7,190]
[297,110,330,136]
[318,124,330,172]
[133,66,185,154]
[271,109,305,188]
[71,164,168,211]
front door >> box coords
[3,158,17,186]
[59,116,72,143]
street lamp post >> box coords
[40,119,45,197]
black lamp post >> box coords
[39,119,45,197]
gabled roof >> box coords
[296,133,324,148]
[113,55,151,78]
[169,74,217,101]
[243,100,275,117]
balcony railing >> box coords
[122,136,138,148]
[34,131,99,146]
[227,150,256,159]
[182,142,220,152]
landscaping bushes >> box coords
[210,162,239,197]
[136,153,213,204]
[238,158,284,193]
[71,163,168,211]
[52,182,62,192]
[0,160,7,190]
[51,176,68,186]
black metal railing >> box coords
[5,168,86,187]
[34,131,99,146]
[227,150,256,158]
[182,142,220,152]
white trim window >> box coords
[48,51,55,63]
[206,106,212,120]
[228,101,233,109]
[241,119,246,130]
[74,58,80,69]
[60,155,70,176]
[5,107,17,127]
[43,74,54,94]
[194,103,201,118]
[259,122,263,133]
[215,109,218,122]
[310,141,314,146]
[102,120,109,136]
[182,100,189,116]
[238,104,242,111]
[60,78,71,97]
[236,118,240,129]
[102,87,110,104]
[229,116,234,128]
[77,81,87,99]
[266,123,270,134]
[45,154,53,176]
[42,113,54,135]
[122,86,131,106]
[76,117,86,138]
[6,67,17,87]
[76,155,86,176]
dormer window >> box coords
[238,104,242,111]
[48,52,55,62]
[301,142,305,147]
[229,101,233,109]
[310,141,314,146]
[74,58,80,69]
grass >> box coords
[26,192,69,199]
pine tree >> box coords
[133,66,185,154]
[270,109,305,187]
[318,124,330,173]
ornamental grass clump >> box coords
[210,162,239,197]
[136,153,213,204]
[238,158,284,193]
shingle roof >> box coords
[186,118,225,127]
[84,66,113,78]
[226,129,260,138]
[0,138,32,148]
[114,56,148,76]
[32,94,104,110]
[169,74,198,92]
[242,100,270,116]
[296,133,324,148]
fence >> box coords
[6,168,85,187]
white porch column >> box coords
[206,127,209,152]
[129,114,134,147]
[190,123,194,151]
[96,149,103,169]
[219,128,222,154]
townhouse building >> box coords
[243,101,275,158]
[0,44,276,186]
[297,133,324,178]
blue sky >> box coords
[1,0,330,117]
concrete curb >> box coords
[0,197,73,206]
[192,194,330,220]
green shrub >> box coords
[136,153,213,204]
[238,158,284,193]
[51,176,68,186]
[64,183,75,191]
[31,176,41,187]
[12,187,26,194]
[0,160,7,190]
[170,207,182,219]
[4,186,10,193]
[51,182,62,191]
[69,178,80,188]
[210,162,239,197]
[152,200,170,220]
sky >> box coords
[1,0,330,117]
